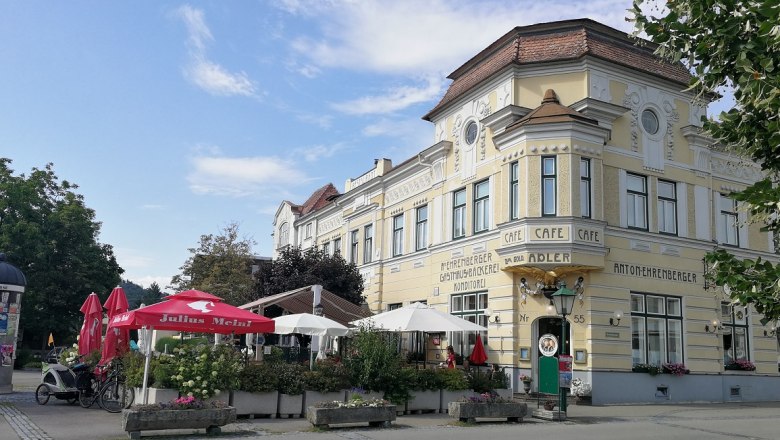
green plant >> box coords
[344,328,404,393]
[276,362,306,395]
[632,363,661,376]
[171,343,242,399]
[238,362,277,393]
[467,370,493,393]
[436,368,469,391]
[304,360,350,392]
[14,349,34,370]
[490,368,510,389]
[263,346,285,364]
[411,368,442,391]
[151,357,177,388]
[123,351,147,388]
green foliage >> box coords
[410,368,442,391]
[153,336,208,354]
[0,159,123,349]
[304,359,350,392]
[171,343,243,399]
[343,328,411,404]
[170,222,257,306]
[467,370,494,393]
[632,1,780,321]
[436,368,469,391]
[238,362,278,393]
[276,362,307,395]
[253,246,364,305]
[13,349,33,370]
[262,346,285,364]
[151,357,177,388]
[122,351,147,389]
[632,363,661,376]
[490,368,510,389]
[123,351,178,389]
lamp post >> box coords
[551,283,576,413]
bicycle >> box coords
[78,359,134,413]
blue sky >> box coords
[0,1,733,291]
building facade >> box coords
[270,19,779,404]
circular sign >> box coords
[539,333,559,357]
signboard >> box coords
[559,354,573,388]
[538,334,558,357]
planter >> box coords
[305,390,345,408]
[133,387,179,405]
[278,393,304,418]
[441,390,472,413]
[522,381,532,394]
[447,401,527,423]
[306,405,396,428]
[494,388,513,400]
[122,407,236,440]
[230,390,278,417]
[406,390,441,413]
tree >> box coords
[632,1,780,322]
[0,159,123,348]
[253,246,364,305]
[170,222,256,306]
[120,279,146,309]
[139,282,165,307]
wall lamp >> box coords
[705,319,721,333]
[483,307,500,324]
[609,310,623,326]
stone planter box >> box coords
[305,390,345,408]
[448,401,527,423]
[278,393,304,417]
[306,405,396,428]
[122,407,236,440]
[406,390,441,413]
[494,388,513,400]
[133,387,178,405]
[441,390,472,413]
[230,390,278,417]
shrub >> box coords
[123,351,147,388]
[238,362,277,393]
[632,363,661,376]
[276,362,306,395]
[171,343,242,399]
[14,348,33,370]
[263,346,285,364]
[467,370,493,393]
[436,368,469,391]
[490,367,510,389]
[153,336,209,354]
[411,368,442,391]
[151,357,177,388]
[304,359,350,392]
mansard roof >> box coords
[297,183,340,217]
[423,18,692,121]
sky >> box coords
[0,1,734,292]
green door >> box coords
[538,356,559,394]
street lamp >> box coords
[551,283,576,413]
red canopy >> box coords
[469,334,488,366]
[99,287,130,365]
[108,289,274,334]
[78,293,103,356]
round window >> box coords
[465,121,478,145]
[641,109,659,135]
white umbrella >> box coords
[350,302,487,332]
[272,313,351,337]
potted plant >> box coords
[307,393,396,429]
[170,343,241,403]
[303,359,350,408]
[570,378,592,405]
[632,363,661,376]
[124,351,179,404]
[543,399,556,411]
[662,363,689,376]
[406,368,442,413]
[122,396,235,440]
[448,392,526,423]
[437,368,471,412]
[232,362,278,417]
[520,374,533,394]
[276,362,306,417]
[725,360,756,371]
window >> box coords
[278,222,289,247]
[542,157,556,216]
[580,158,591,218]
[631,293,683,366]
[363,224,373,263]
[657,180,677,235]
[305,223,312,238]
[721,303,750,364]
[641,109,660,134]
[392,214,404,257]
[627,173,648,230]
[322,241,330,255]
[465,121,478,145]
[387,303,402,311]
[453,188,466,239]
[510,162,519,220]
[720,195,739,246]
[350,230,359,263]
[473,180,489,233]
[450,292,488,358]
[415,205,428,251]
[333,237,341,255]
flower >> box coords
[461,391,510,404]
[520,374,532,383]
[315,397,390,409]
[131,397,228,412]
[662,363,688,376]
[726,360,756,371]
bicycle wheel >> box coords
[99,378,132,413]
[79,377,98,408]
[35,384,51,405]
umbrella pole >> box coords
[141,326,153,404]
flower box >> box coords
[406,389,440,413]
[230,390,278,417]
[305,390,346,408]
[278,393,304,418]
[494,388,513,400]
[441,390,473,413]
[448,401,527,423]
[306,405,397,428]
[133,387,179,405]
[121,407,236,440]
[725,360,756,371]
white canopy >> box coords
[272,313,352,337]
[350,302,487,332]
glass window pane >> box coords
[543,179,556,214]
[478,293,488,310]
[632,316,646,364]
[668,320,683,363]
[455,189,466,206]
[628,174,645,192]
[631,294,644,313]
[543,158,555,175]
[580,159,589,177]
[580,180,590,217]
[722,327,734,363]
[658,181,675,199]
[734,327,748,360]
[734,306,747,325]
[511,162,518,180]
[464,294,477,311]
[646,296,665,314]
[475,181,488,198]
[646,318,666,365]
[666,298,681,316]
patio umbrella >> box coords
[99,286,130,365]
[469,334,488,366]
[108,289,275,403]
[78,293,103,356]
[272,313,351,337]
[350,302,486,332]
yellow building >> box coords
[271,19,779,404]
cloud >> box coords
[188,155,308,197]
[134,275,175,291]
[293,143,348,162]
[331,76,445,115]
[176,5,257,97]
[296,112,333,129]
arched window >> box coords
[278,222,289,247]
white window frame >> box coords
[657,180,677,235]
[453,188,466,239]
[415,205,428,251]
[392,214,404,257]
[542,156,557,216]
[719,195,739,246]
[580,158,591,218]
[363,224,373,264]
[627,173,648,230]
[473,180,489,233]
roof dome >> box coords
[0,253,26,287]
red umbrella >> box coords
[78,293,103,356]
[99,287,130,365]
[469,334,488,366]
[108,289,275,334]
